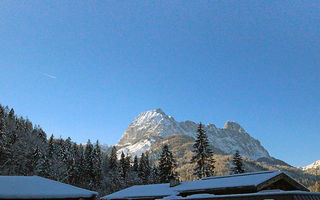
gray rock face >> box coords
[116,109,270,160]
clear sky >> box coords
[0,1,319,167]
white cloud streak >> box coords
[42,73,57,79]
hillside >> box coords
[147,134,320,187]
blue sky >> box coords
[0,1,319,166]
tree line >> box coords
[0,104,245,196]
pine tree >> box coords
[120,152,126,179]
[84,140,94,189]
[109,146,118,171]
[107,146,121,193]
[191,122,215,179]
[125,154,132,171]
[77,144,86,188]
[158,144,178,183]
[48,134,55,159]
[138,153,151,184]
[0,112,9,168]
[231,150,245,174]
[92,140,102,190]
[26,146,42,175]
[119,152,133,189]
[133,155,139,172]
[151,165,161,184]
[37,153,51,178]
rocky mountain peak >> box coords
[223,121,246,133]
[301,160,320,170]
[116,109,270,160]
[155,108,165,115]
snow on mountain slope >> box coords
[116,108,270,160]
[301,160,320,170]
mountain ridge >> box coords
[116,108,270,160]
[301,160,320,171]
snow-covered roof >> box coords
[102,183,175,200]
[103,171,310,200]
[174,171,282,192]
[0,176,98,199]
[184,190,320,199]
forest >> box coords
[0,104,319,196]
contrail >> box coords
[42,73,57,79]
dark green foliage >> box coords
[120,152,129,179]
[109,146,118,171]
[133,155,139,172]
[158,144,178,183]
[231,150,245,174]
[191,122,215,179]
[138,153,151,184]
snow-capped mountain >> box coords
[301,160,320,170]
[116,108,270,160]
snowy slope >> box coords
[301,160,320,170]
[116,109,270,160]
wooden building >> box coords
[0,176,97,200]
[102,171,320,200]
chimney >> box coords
[169,179,180,187]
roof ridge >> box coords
[202,171,278,180]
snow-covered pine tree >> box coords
[150,165,160,184]
[158,144,178,183]
[138,153,151,184]
[0,109,9,169]
[231,150,245,174]
[109,146,118,171]
[84,140,94,189]
[36,152,52,178]
[92,140,102,190]
[133,155,139,172]
[63,137,74,183]
[25,146,42,175]
[76,143,86,188]
[120,152,127,179]
[191,122,215,179]
[107,146,122,193]
[119,152,133,188]
[125,154,131,171]
[128,155,140,185]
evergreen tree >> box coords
[138,153,151,184]
[151,165,161,184]
[133,155,139,172]
[26,146,42,175]
[109,146,118,171]
[77,144,86,188]
[0,112,9,168]
[37,153,51,178]
[92,140,102,190]
[84,140,94,189]
[191,122,215,179]
[119,152,133,189]
[48,134,55,159]
[231,150,245,174]
[107,146,122,193]
[158,144,178,183]
[125,154,132,171]
[120,152,126,179]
